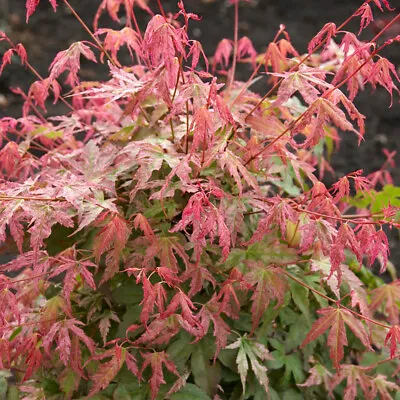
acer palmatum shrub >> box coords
[0,0,400,398]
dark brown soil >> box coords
[0,0,399,264]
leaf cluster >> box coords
[0,0,399,398]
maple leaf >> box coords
[370,281,400,325]
[213,39,233,71]
[88,345,126,396]
[371,0,395,12]
[217,149,260,195]
[0,276,20,325]
[271,65,331,108]
[43,319,95,366]
[134,315,181,345]
[247,199,298,245]
[180,264,216,297]
[357,225,390,271]
[296,94,364,147]
[49,41,97,86]
[0,49,15,75]
[384,325,400,359]
[139,351,180,400]
[170,190,231,261]
[297,363,333,391]
[331,44,371,101]
[26,0,57,22]
[226,335,273,395]
[329,364,373,400]
[143,235,190,275]
[301,306,371,369]
[187,40,209,71]
[94,0,152,31]
[237,36,257,67]
[370,374,400,399]
[244,263,287,332]
[98,311,120,345]
[308,23,337,54]
[161,291,203,338]
[50,248,97,309]
[198,298,231,358]
[133,213,155,242]
[263,39,298,83]
[329,223,361,287]
[140,274,157,325]
[25,78,61,113]
[354,3,375,35]
[93,213,129,282]
[190,106,215,153]
[96,27,141,64]
[143,15,187,72]
[21,334,43,381]
[366,57,400,107]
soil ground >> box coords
[0,0,399,266]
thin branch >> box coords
[62,0,116,67]
[280,268,391,329]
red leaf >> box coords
[140,274,156,325]
[365,57,400,107]
[96,27,141,64]
[161,291,203,337]
[125,351,139,376]
[237,36,257,67]
[26,0,40,22]
[94,0,152,32]
[0,49,14,75]
[370,281,400,325]
[384,325,400,359]
[139,351,180,400]
[371,0,395,11]
[89,345,126,396]
[218,149,260,195]
[22,334,43,381]
[93,214,129,281]
[198,299,231,358]
[25,78,61,112]
[187,40,209,71]
[213,39,233,71]
[15,43,28,66]
[244,263,287,332]
[354,3,374,35]
[271,65,330,107]
[170,190,231,261]
[49,41,97,86]
[133,213,155,242]
[308,23,337,54]
[329,364,373,400]
[329,224,361,287]
[301,307,371,369]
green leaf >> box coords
[170,383,212,400]
[0,370,12,395]
[191,340,221,396]
[116,305,141,338]
[8,326,22,341]
[167,333,193,371]
[6,386,20,400]
[43,377,60,396]
[289,280,311,324]
[281,389,304,400]
[59,370,78,398]
[226,336,273,396]
[112,278,143,305]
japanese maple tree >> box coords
[0,0,399,398]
